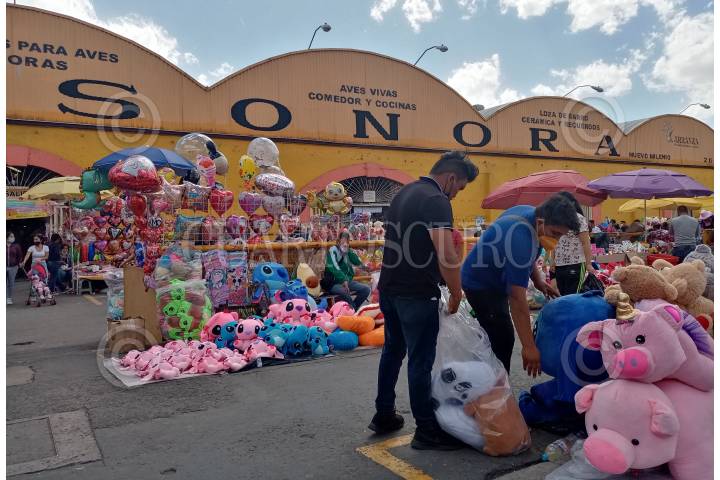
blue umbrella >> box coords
[92,146,197,176]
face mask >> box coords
[539,235,558,251]
[34,240,41,245]
[7,236,14,244]
[339,245,349,254]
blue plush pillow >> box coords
[328,330,358,351]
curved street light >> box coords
[679,103,711,114]
[308,23,331,49]
[414,44,448,66]
[563,85,604,97]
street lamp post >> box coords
[308,23,331,49]
[679,103,711,114]
[563,85,604,97]
[414,44,448,66]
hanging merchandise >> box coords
[254,173,295,198]
[156,279,211,341]
[247,137,281,174]
[161,177,185,209]
[174,214,204,240]
[238,154,257,189]
[227,252,250,307]
[248,214,274,243]
[261,194,286,217]
[209,187,234,217]
[108,155,161,193]
[175,132,212,164]
[202,250,229,308]
[238,191,264,216]
[182,182,211,211]
[197,155,217,187]
[104,268,124,321]
[206,140,229,176]
[225,215,248,243]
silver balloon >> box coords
[247,137,280,169]
[254,173,295,197]
[175,133,212,165]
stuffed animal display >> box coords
[652,259,714,332]
[683,244,714,301]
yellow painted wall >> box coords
[9,123,714,226]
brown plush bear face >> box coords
[611,265,678,303]
[659,261,707,305]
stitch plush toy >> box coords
[214,320,238,349]
[233,318,264,352]
[577,302,713,391]
[308,309,337,333]
[201,311,239,343]
[306,326,330,356]
[576,379,713,480]
[285,325,310,356]
[252,262,290,302]
[272,299,312,325]
[329,300,355,318]
[652,259,714,332]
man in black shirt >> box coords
[369,151,479,450]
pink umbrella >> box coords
[482,170,606,209]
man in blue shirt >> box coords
[462,194,580,376]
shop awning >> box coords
[617,198,704,213]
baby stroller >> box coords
[25,263,56,307]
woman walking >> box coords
[552,191,595,296]
[6,232,23,304]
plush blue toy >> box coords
[252,262,290,302]
[519,290,614,432]
[264,327,289,353]
[214,320,238,350]
[328,330,359,351]
[306,326,330,356]
[285,325,309,356]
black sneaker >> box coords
[368,412,405,434]
[411,427,465,451]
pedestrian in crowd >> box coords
[370,151,478,450]
[22,234,48,272]
[551,192,595,296]
[669,205,701,260]
[461,193,579,375]
[6,232,23,305]
[623,218,645,241]
[58,243,74,292]
[47,233,63,293]
[323,230,370,310]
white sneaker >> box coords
[7,298,13,305]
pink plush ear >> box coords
[648,304,683,330]
[648,400,679,437]
[231,311,239,320]
[575,384,601,413]
[577,321,607,350]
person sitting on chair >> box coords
[323,230,370,310]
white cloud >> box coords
[447,54,523,107]
[531,49,646,98]
[197,62,235,86]
[498,0,562,19]
[14,0,199,65]
[457,0,481,19]
[370,0,442,31]
[645,12,713,103]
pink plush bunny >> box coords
[576,379,712,480]
[201,311,239,342]
[329,301,355,319]
[233,318,264,352]
[577,303,713,391]
[308,309,337,333]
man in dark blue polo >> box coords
[369,151,478,450]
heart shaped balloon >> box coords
[152,198,170,214]
[140,228,163,243]
[94,216,108,228]
[127,194,147,217]
[238,191,263,215]
[225,215,248,239]
[209,188,234,216]
[107,240,121,255]
[182,182,210,211]
[249,214,274,235]
[103,196,125,217]
[94,240,108,252]
[120,207,135,225]
[108,226,123,240]
[147,215,163,230]
[262,194,286,217]
[280,214,301,236]
[108,215,123,227]
[72,226,89,240]
[161,177,185,208]
[124,225,136,239]
[95,227,108,240]
[254,173,295,197]
[286,194,308,216]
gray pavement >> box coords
[6,280,561,479]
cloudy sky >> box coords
[10,0,715,125]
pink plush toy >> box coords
[245,339,284,362]
[308,309,337,333]
[577,303,714,391]
[576,379,713,480]
[329,301,354,319]
[273,299,311,325]
[233,318,264,352]
[201,311,239,342]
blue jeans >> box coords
[375,292,440,430]
[47,261,62,293]
[672,245,695,262]
[329,280,371,310]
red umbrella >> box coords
[482,170,607,209]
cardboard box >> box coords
[106,317,148,354]
[122,266,162,347]
[594,253,626,264]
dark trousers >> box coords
[375,292,440,431]
[464,289,514,373]
[47,261,61,293]
[555,263,583,296]
[672,245,695,262]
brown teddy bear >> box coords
[652,259,714,332]
[603,260,678,306]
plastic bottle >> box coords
[542,433,579,462]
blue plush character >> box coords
[275,279,319,310]
[214,320,238,349]
[519,291,613,433]
[328,330,359,351]
[285,325,309,356]
[264,327,289,353]
[306,326,330,356]
[252,262,290,302]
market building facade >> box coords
[7,4,714,229]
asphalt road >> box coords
[6,281,560,480]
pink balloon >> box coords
[238,191,263,215]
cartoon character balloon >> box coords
[175,133,212,165]
[324,182,353,214]
[238,155,257,188]
[206,140,229,175]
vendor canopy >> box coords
[20,176,83,201]
[481,170,606,209]
[618,198,703,213]
[588,168,713,200]
[93,146,197,175]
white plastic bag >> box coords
[432,287,531,456]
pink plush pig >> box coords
[233,318,264,352]
[201,311,239,342]
[577,303,713,391]
[576,379,712,480]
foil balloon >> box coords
[106,240,121,255]
[286,194,308,216]
[249,214,274,236]
[197,155,216,187]
[72,226,89,241]
[108,155,161,193]
[102,196,125,217]
[108,226,123,240]
[182,182,210,211]
[121,206,135,226]
[247,137,280,169]
[206,141,229,175]
[175,133,212,164]
[161,177,185,209]
[95,227,108,240]
[225,215,248,239]
[127,194,147,217]
[157,167,179,184]
[94,240,108,252]
[201,217,225,244]
[261,194,286,217]
[279,214,301,236]
[94,216,108,228]
[238,191,263,215]
[108,215,123,227]
[209,188,234,216]
[238,155,257,186]
[254,173,295,197]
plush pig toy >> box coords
[577,303,713,391]
[576,379,713,480]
